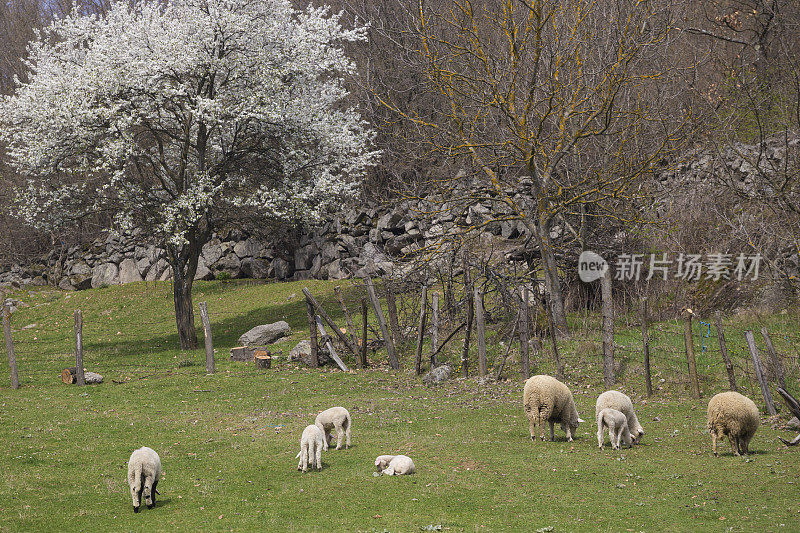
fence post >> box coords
[474,286,487,377]
[360,299,368,369]
[640,298,653,396]
[461,255,474,378]
[415,286,428,375]
[199,302,215,374]
[74,309,85,386]
[745,330,777,415]
[601,271,615,389]
[366,277,399,369]
[304,296,319,368]
[334,286,358,348]
[714,310,737,392]
[761,326,787,391]
[385,285,402,345]
[431,292,440,367]
[302,288,359,356]
[3,305,19,389]
[682,310,701,398]
[519,288,530,380]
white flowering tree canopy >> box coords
[1,0,379,247]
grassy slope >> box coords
[0,279,799,532]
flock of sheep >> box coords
[523,374,760,456]
[126,374,760,513]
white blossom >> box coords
[1,0,379,245]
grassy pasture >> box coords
[0,279,799,532]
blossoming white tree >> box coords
[1,0,379,348]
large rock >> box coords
[294,244,316,271]
[145,258,169,281]
[215,254,242,277]
[118,258,143,284]
[91,263,119,288]
[271,258,293,280]
[422,364,452,386]
[238,321,291,346]
[288,340,331,366]
[194,257,214,281]
[241,258,269,279]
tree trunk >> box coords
[534,216,568,336]
[168,244,201,350]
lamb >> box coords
[522,375,584,442]
[597,408,633,450]
[707,391,760,456]
[127,447,161,513]
[374,454,415,475]
[595,390,645,444]
[296,424,325,472]
[315,406,351,451]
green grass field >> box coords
[1,279,799,532]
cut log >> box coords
[61,367,103,384]
[254,351,271,369]
[230,345,272,362]
[61,367,77,384]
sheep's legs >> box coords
[335,425,344,450]
[729,435,740,456]
[132,482,143,513]
[345,422,351,449]
[711,432,718,456]
[151,480,158,507]
[143,477,154,509]
[528,416,537,441]
[547,420,555,441]
[315,443,322,470]
[597,425,605,449]
[321,431,329,451]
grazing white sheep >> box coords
[595,390,645,443]
[707,391,760,456]
[374,455,415,475]
[127,447,161,513]
[522,375,584,442]
[597,408,633,450]
[315,407,351,451]
[296,425,325,472]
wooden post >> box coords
[360,299,368,368]
[683,311,701,399]
[601,271,615,389]
[199,302,215,374]
[431,292,440,367]
[714,310,737,392]
[461,257,474,378]
[745,330,777,415]
[334,286,358,347]
[640,298,653,396]
[495,321,517,380]
[365,277,399,369]
[74,309,85,386]
[315,316,349,372]
[474,286,487,376]
[414,286,428,375]
[304,296,319,368]
[385,285,402,345]
[519,288,530,380]
[761,326,787,391]
[3,305,19,389]
[302,287,359,356]
[544,294,564,380]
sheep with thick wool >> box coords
[296,424,325,472]
[523,375,583,442]
[707,391,760,456]
[597,408,633,450]
[374,454,415,475]
[595,390,645,443]
[315,406,351,451]
[127,447,161,513]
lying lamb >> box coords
[127,447,161,513]
[374,454,415,475]
[597,408,633,450]
[707,391,760,456]
[523,374,584,442]
[595,390,645,443]
[315,406,351,451]
[296,424,325,472]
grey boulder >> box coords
[238,321,291,346]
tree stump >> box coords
[254,351,271,369]
[61,367,78,384]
